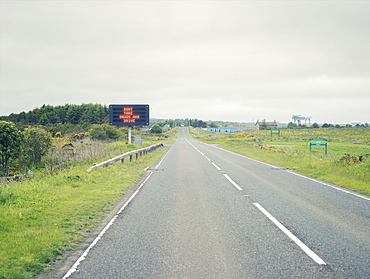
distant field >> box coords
[190,127,370,197]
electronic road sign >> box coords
[109,104,149,126]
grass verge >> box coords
[0,131,176,279]
[190,128,370,197]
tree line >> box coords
[152,118,210,128]
[287,122,369,129]
[0,103,108,126]
[0,103,218,130]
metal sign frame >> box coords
[270,128,281,137]
[309,137,328,155]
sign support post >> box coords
[128,126,132,144]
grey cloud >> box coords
[1,1,369,123]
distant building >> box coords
[208,128,237,133]
[255,120,278,130]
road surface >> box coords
[62,127,370,278]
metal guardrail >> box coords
[87,143,164,172]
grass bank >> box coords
[0,129,177,279]
[190,127,370,197]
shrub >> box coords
[0,121,24,176]
[89,125,122,140]
[150,124,162,134]
[339,153,364,164]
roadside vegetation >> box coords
[0,117,177,278]
[1,104,368,278]
[190,127,370,197]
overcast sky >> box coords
[1,1,369,124]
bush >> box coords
[89,125,122,140]
[339,153,364,164]
[150,124,162,134]
[0,121,24,176]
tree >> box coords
[312,123,320,128]
[80,106,96,124]
[197,120,207,128]
[322,123,334,128]
[287,122,297,129]
[66,105,81,124]
[0,121,24,176]
[94,104,108,124]
[150,124,163,134]
[38,113,50,125]
[23,127,52,167]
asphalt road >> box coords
[62,127,370,278]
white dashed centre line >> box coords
[212,162,221,170]
[223,174,243,191]
[253,203,326,265]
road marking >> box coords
[187,139,242,192]
[203,142,369,202]
[253,203,326,265]
[62,147,175,279]
[212,162,221,171]
[287,171,370,201]
[223,174,243,190]
[186,138,243,192]
[155,148,171,168]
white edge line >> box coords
[287,170,370,202]
[223,174,243,191]
[62,148,175,278]
[155,147,171,169]
[204,143,369,202]
[253,203,326,265]
[63,172,154,278]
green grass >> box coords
[190,127,370,197]
[0,129,177,279]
